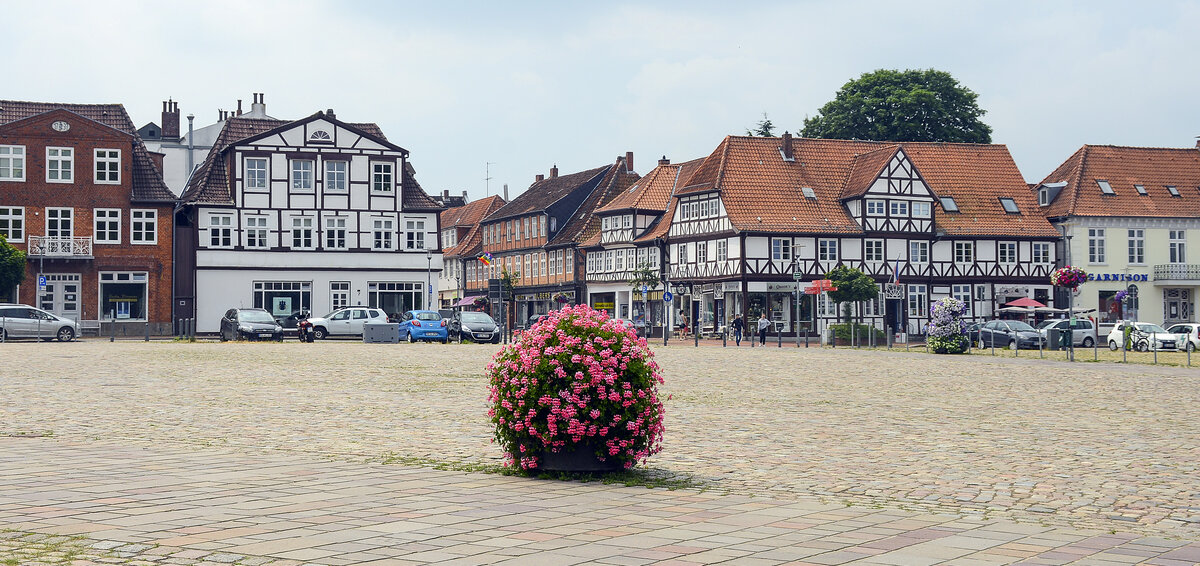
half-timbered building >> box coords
[1034,143,1200,327]
[464,155,638,328]
[582,156,701,335]
[0,100,176,336]
[438,195,505,308]
[667,134,1060,337]
[176,111,442,333]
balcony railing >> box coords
[27,236,93,258]
[1153,264,1200,281]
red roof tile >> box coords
[550,157,639,247]
[1037,144,1200,219]
[440,195,506,229]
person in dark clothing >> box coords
[731,314,745,346]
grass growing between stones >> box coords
[376,451,701,491]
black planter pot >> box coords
[540,442,624,473]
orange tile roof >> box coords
[677,135,1058,237]
[599,158,698,214]
[634,158,703,243]
[440,195,506,228]
[549,156,640,247]
[1036,144,1200,219]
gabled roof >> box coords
[485,165,611,222]
[549,157,640,247]
[444,222,484,260]
[0,100,174,202]
[598,157,702,214]
[1036,144,1200,219]
[440,195,506,229]
[678,135,1058,237]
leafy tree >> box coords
[0,234,25,302]
[745,112,775,137]
[825,265,878,324]
[801,69,992,143]
[628,263,661,293]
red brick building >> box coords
[0,101,176,335]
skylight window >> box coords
[1166,185,1180,197]
[1135,184,1147,195]
[801,187,816,199]
[999,197,1019,214]
[940,196,959,212]
[1097,180,1115,195]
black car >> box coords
[219,308,285,341]
[977,320,1045,350]
[278,310,310,329]
[449,311,500,343]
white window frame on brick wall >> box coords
[290,159,314,192]
[0,206,24,242]
[245,216,268,249]
[94,149,120,184]
[209,213,232,248]
[324,160,347,192]
[46,207,73,238]
[46,147,73,183]
[93,208,121,244]
[245,157,268,191]
[131,207,157,243]
[0,145,25,181]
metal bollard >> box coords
[694,327,698,347]
[777,326,781,348]
[722,328,727,347]
[145,321,150,342]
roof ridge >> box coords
[1069,145,1090,217]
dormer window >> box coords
[309,130,332,143]
[1134,184,1147,195]
[1097,179,1115,195]
[1038,189,1048,206]
[999,197,1019,214]
[939,197,959,212]
[1166,185,1180,197]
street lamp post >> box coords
[426,249,433,310]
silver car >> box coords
[0,303,80,341]
[306,307,389,340]
[1036,318,1097,348]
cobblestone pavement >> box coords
[1,340,1199,563]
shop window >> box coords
[100,272,148,320]
[254,281,311,319]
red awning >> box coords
[1004,297,1046,308]
[454,295,484,307]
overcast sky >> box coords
[6,1,1198,202]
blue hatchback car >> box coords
[398,310,448,343]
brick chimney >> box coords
[536,174,545,182]
[251,93,267,116]
[658,155,670,166]
[780,132,794,161]
[625,151,634,171]
[550,164,558,179]
[147,150,165,173]
[236,99,243,116]
[161,100,180,140]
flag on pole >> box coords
[892,258,901,285]
[478,252,493,266]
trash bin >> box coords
[1047,328,1061,350]
[363,322,400,344]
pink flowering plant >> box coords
[486,303,665,471]
[1050,265,1087,289]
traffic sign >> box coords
[792,271,804,281]
[37,274,46,290]
[663,291,673,302]
[641,285,648,295]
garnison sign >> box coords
[1086,273,1148,282]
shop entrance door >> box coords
[39,273,81,320]
[1164,289,1191,323]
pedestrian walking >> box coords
[731,313,745,346]
[757,313,770,345]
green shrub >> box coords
[830,323,885,342]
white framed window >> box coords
[890,201,908,216]
[912,202,931,217]
[93,209,121,244]
[245,216,268,249]
[865,239,883,262]
[697,242,708,263]
[716,240,728,262]
[615,249,626,271]
[605,250,614,271]
[291,216,315,249]
[325,160,347,191]
[771,238,791,261]
[1088,228,1106,264]
[649,247,659,269]
[819,239,838,261]
[975,284,986,301]
[565,250,572,274]
[0,145,25,181]
[46,147,73,183]
[515,217,522,240]
[406,219,425,250]
[539,252,546,276]
[0,207,24,241]
[954,241,973,263]
[623,215,633,228]
[46,207,73,238]
[372,218,394,250]
[602,217,610,231]
[907,284,928,317]
[330,281,350,310]
[1032,242,1050,264]
[540,216,546,237]
[909,241,929,264]
[1039,189,1049,206]
[290,159,314,191]
[209,214,232,247]
[372,162,393,192]
[998,241,1017,264]
[245,157,267,190]
[866,200,885,216]
[1128,229,1145,264]
[523,254,531,276]
[94,149,120,184]
[1170,230,1186,264]
[952,284,972,314]
[523,217,530,240]
[131,209,157,245]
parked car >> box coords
[1165,323,1200,352]
[0,303,79,342]
[524,313,547,330]
[306,307,389,340]
[1106,320,1183,351]
[219,308,284,342]
[448,311,499,343]
[976,320,1046,349]
[277,310,310,329]
[1035,318,1098,348]
[398,310,449,343]
[963,322,985,344]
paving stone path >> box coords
[1,340,1198,564]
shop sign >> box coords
[722,282,740,292]
[593,302,615,309]
[766,283,798,292]
[1087,272,1148,282]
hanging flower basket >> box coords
[486,304,665,472]
[1050,266,1088,289]
[552,292,570,304]
[472,296,488,308]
